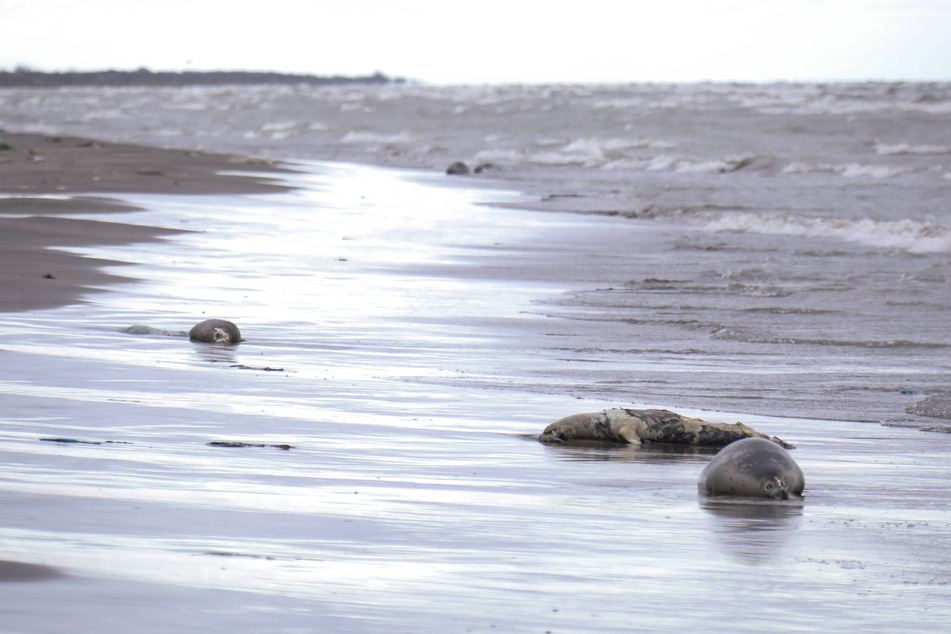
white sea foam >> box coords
[469,134,751,175]
[472,137,680,169]
[561,137,669,153]
[528,150,594,166]
[874,142,951,155]
[341,131,415,144]
[706,212,951,253]
[592,97,646,110]
[840,163,918,178]
[471,148,524,166]
[736,82,951,116]
[601,154,753,173]
[260,121,297,132]
[674,156,754,173]
[783,161,918,179]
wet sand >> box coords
[0,131,289,197]
[1,136,950,632]
[0,131,290,311]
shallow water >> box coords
[1,163,950,632]
[3,81,950,429]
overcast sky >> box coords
[1,0,949,83]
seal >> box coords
[446,161,470,175]
[189,319,242,344]
[698,437,804,499]
[538,408,793,448]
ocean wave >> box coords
[711,326,948,349]
[471,148,526,166]
[480,137,679,169]
[602,154,755,173]
[735,82,951,116]
[471,140,754,174]
[341,130,415,145]
[907,393,951,420]
[874,142,951,155]
[562,136,674,153]
[782,161,919,179]
[705,212,951,254]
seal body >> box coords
[446,161,470,175]
[698,437,804,499]
[189,319,241,344]
[538,408,793,448]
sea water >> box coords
[4,81,948,426]
[1,83,951,631]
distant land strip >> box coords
[0,68,404,87]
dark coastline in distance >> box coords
[0,67,404,87]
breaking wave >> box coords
[705,212,951,253]
[341,130,415,145]
[783,161,920,179]
[874,142,951,156]
[711,326,948,349]
[472,139,754,174]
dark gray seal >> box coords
[189,319,241,344]
[539,408,793,448]
[698,437,805,500]
[446,161,470,175]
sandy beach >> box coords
[1,122,950,632]
[0,131,289,311]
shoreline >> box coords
[1,129,947,431]
[0,131,293,312]
[1,128,950,631]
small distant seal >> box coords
[446,161,470,175]
[189,319,241,344]
[538,408,793,448]
[121,324,169,335]
[698,437,804,500]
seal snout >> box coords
[764,476,789,500]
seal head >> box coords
[189,319,242,344]
[698,437,804,500]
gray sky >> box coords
[1,0,949,83]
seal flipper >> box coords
[615,423,643,445]
[736,422,795,449]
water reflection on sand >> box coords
[1,162,950,632]
[701,499,804,565]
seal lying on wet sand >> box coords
[538,408,793,448]
[698,437,804,499]
[189,319,242,344]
